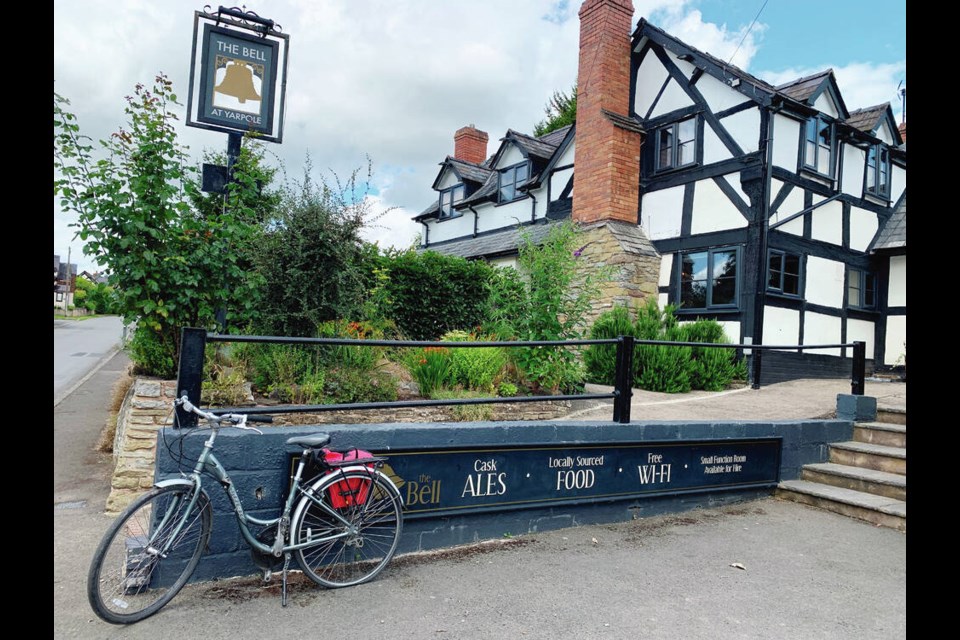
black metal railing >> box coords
[174,327,866,428]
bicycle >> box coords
[87,395,404,624]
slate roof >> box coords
[777,70,834,103]
[846,105,890,134]
[446,157,493,184]
[870,197,906,252]
[421,221,564,260]
[505,129,563,161]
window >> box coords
[656,117,698,171]
[865,143,891,199]
[679,247,738,309]
[439,184,465,219]
[848,268,876,309]
[55,291,64,302]
[802,115,835,177]
[498,162,529,202]
[767,250,802,296]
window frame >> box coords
[801,114,836,179]
[676,246,740,311]
[864,142,891,200]
[438,184,465,220]
[654,115,699,173]
[497,161,530,203]
[766,249,803,298]
[847,268,877,310]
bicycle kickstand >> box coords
[281,552,291,607]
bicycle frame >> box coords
[169,426,363,559]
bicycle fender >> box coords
[309,466,403,500]
[155,478,198,491]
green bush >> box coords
[584,305,636,385]
[129,326,177,379]
[375,250,494,340]
[407,346,454,396]
[315,319,385,371]
[430,389,494,422]
[680,319,738,391]
[323,367,397,404]
[442,330,508,393]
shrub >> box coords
[442,330,508,393]
[315,319,385,372]
[129,326,177,379]
[323,367,397,404]
[430,389,494,422]
[680,319,738,391]
[407,346,454,396]
[584,305,636,385]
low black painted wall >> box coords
[154,417,853,583]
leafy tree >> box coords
[533,85,577,137]
[252,159,381,337]
[73,275,119,314]
[54,74,267,377]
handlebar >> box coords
[175,395,274,430]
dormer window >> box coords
[802,115,835,177]
[439,184,465,219]
[498,162,529,203]
[865,143,891,199]
[655,116,698,172]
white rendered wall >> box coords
[550,167,574,202]
[477,194,542,234]
[659,254,673,287]
[556,139,574,165]
[769,180,805,236]
[664,49,695,80]
[804,311,842,356]
[805,256,845,308]
[702,124,733,165]
[772,114,801,172]
[497,144,526,168]
[641,186,685,240]
[658,292,669,309]
[814,93,839,119]
[841,144,865,197]
[634,52,669,116]
[650,79,694,118]
[848,207,879,252]
[884,316,906,366]
[427,212,474,243]
[488,256,518,270]
[719,174,750,209]
[890,165,906,203]
[717,320,741,342]
[888,255,906,307]
[846,318,875,360]
[720,107,760,153]
[690,179,747,234]
[810,198,843,246]
[877,121,895,145]
[695,71,748,113]
[763,305,800,348]
[437,170,460,190]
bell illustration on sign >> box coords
[213,56,263,115]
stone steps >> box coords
[776,480,906,532]
[778,404,906,531]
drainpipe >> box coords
[469,205,480,237]
[529,190,538,224]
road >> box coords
[54,316,125,405]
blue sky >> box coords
[54,1,906,272]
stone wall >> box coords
[106,378,177,514]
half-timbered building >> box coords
[414,0,906,377]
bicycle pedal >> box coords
[263,569,272,583]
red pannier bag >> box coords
[323,449,376,508]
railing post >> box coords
[851,340,866,396]
[751,348,762,390]
[175,327,207,428]
[612,335,634,424]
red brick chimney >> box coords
[454,125,489,165]
[898,121,906,143]
[573,0,641,225]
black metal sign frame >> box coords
[186,10,289,143]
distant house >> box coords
[53,254,77,307]
[414,0,906,378]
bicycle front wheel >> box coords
[87,484,211,624]
[291,469,403,588]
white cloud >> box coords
[757,61,907,113]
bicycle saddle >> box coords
[286,434,331,448]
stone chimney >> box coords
[454,125,489,165]
[573,0,642,225]
[898,121,906,144]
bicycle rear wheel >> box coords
[87,484,211,624]
[291,469,403,588]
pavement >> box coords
[53,352,906,639]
